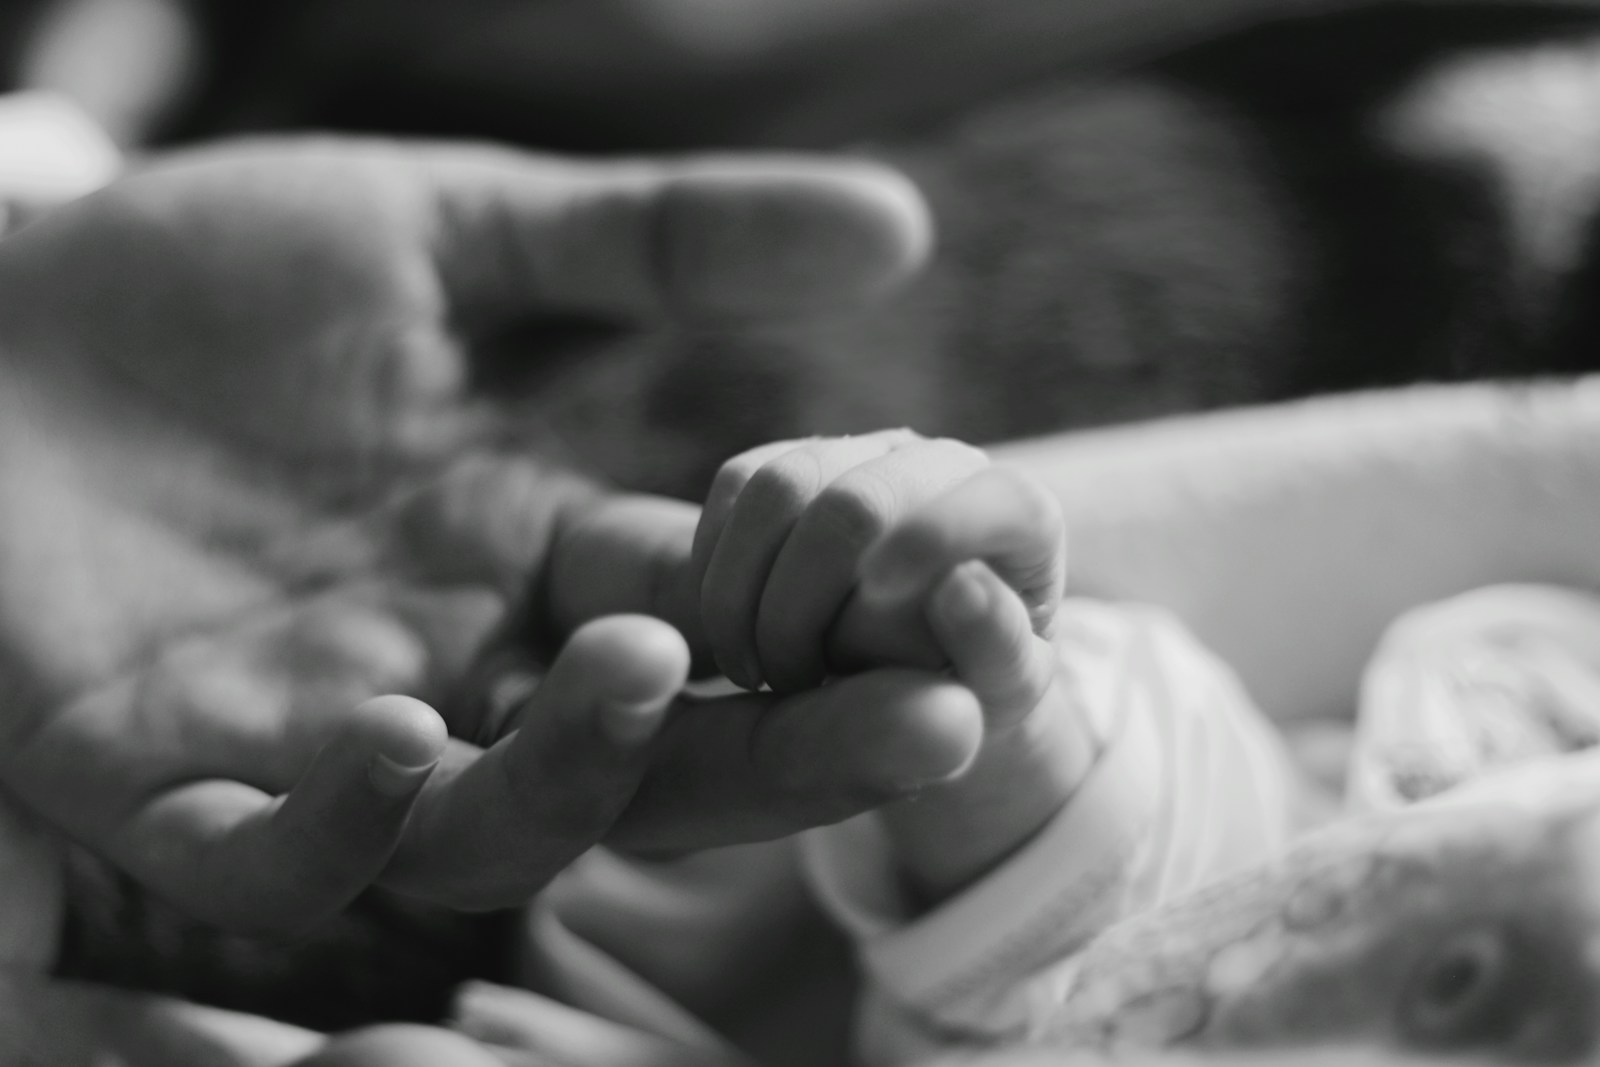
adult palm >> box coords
[0,137,974,933]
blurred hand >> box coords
[0,136,974,929]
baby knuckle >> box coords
[711,452,764,492]
[713,437,813,491]
[929,436,991,468]
[870,427,926,449]
[743,450,826,516]
[1011,470,1065,530]
[705,453,769,511]
[812,479,896,548]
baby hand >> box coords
[687,429,1065,692]
[688,431,1091,902]
[885,556,1099,902]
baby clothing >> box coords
[527,599,1304,1064]
[800,599,1300,1064]
[532,586,1600,1065]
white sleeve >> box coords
[800,600,1300,1066]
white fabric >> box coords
[530,602,1301,1065]
[800,600,1299,1065]
[1352,583,1600,812]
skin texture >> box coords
[671,432,1089,902]
[0,137,1026,1004]
[18,6,1600,1063]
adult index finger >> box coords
[383,615,689,911]
[423,147,931,326]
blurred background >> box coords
[6,0,1600,492]
[7,0,1600,498]
[2,0,1596,148]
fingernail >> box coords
[368,752,440,797]
[893,758,975,792]
[933,562,991,625]
[881,687,983,789]
[600,697,667,748]
[721,652,764,693]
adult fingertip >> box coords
[872,681,984,790]
[788,160,933,293]
[659,158,933,318]
[354,696,449,798]
[295,1025,505,1067]
[568,615,693,702]
[555,616,690,747]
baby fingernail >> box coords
[600,697,667,748]
[934,562,991,624]
[368,752,440,797]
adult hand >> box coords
[297,982,745,1067]
[0,972,321,1067]
[0,136,974,930]
[0,971,731,1067]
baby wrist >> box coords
[882,672,1102,907]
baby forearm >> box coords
[882,668,1097,906]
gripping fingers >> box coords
[693,429,918,688]
[608,671,982,855]
[927,562,1058,732]
[293,1025,521,1067]
[755,436,987,690]
[860,466,1067,638]
[114,696,448,936]
[452,981,750,1067]
[385,616,689,911]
